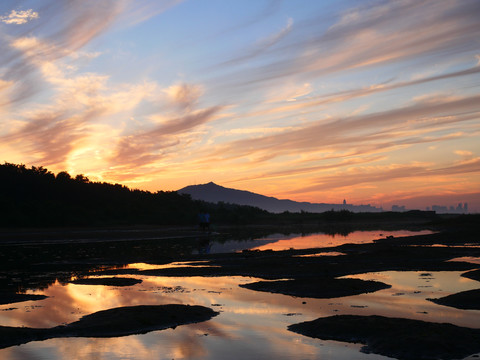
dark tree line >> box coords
[1,162,450,229]
[0,162,270,227]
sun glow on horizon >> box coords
[0,0,479,211]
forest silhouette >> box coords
[0,162,445,228]
[0,162,272,227]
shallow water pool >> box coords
[204,229,434,253]
[1,262,478,360]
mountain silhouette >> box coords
[178,182,381,213]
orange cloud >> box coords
[206,94,480,163]
[209,0,480,94]
[0,0,478,209]
[111,106,224,168]
[0,9,38,25]
[285,159,480,196]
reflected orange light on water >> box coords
[295,252,347,257]
[1,266,479,359]
[341,271,480,328]
[253,230,433,251]
[0,274,345,359]
[127,261,215,271]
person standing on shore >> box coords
[198,212,211,232]
[205,213,210,231]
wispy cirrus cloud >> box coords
[0,0,181,106]
[227,63,480,125]
[111,106,224,169]
[1,32,153,166]
[284,157,480,197]
[219,17,294,68]
[0,0,478,209]
[207,94,480,162]
[0,1,206,171]
[226,155,388,184]
[0,53,215,170]
[211,0,480,92]
[0,1,124,108]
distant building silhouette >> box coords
[432,205,448,213]
[431,203,468,214]
[392,205,406,212]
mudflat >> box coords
[71,277,142,286]
[0,304,218,349]
[462,269,480,282]
[429,288,480,310]
[1,216,479,358]
[0,293,47,305]
[288,314,480,360]
[239,277,391,298]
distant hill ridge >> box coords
[178,182,382,213]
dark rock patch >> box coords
[428,288,480,310]
[0,304,218,349]
[71,277,142,286]
[419,273,432,277]
[462,269,480,282]
[288,314,480,360]
[0,292,47,305]
[239,278,390,299]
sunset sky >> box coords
[1,0,479,211]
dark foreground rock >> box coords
[0,304,218,349]
[462,269,480,282]
[71,277,142,286]
[288,315,480,360]
[0,292,47,305]
[429,288,480,310]
[240,278,390,299]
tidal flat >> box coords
[0,218,479,359]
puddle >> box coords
[340,271,480,328]
[0,267,479,359]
